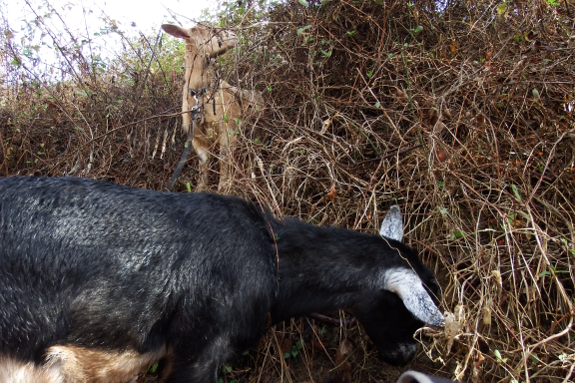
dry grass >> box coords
[1,0,575,382]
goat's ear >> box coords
[379,205,403,241]
[384,268,444,328]
[161,24,189,39]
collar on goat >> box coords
[189,87,209,97]
[188,87,215,117]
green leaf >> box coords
[497,3,508,15]
[375,102,380,108]
[494,349,508,363]
[148,362,159,374]
[511,184,522,202]
[284,352,291,359]
[297,25,312,35]
[298,0,309,7]
[412,25,423,34]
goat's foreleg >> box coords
[217,141,233,193]
[216,86,239,193]
[193,139,210,191]
[167,335,231,383]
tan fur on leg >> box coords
[44,345,170,383]
[0,356,62,383]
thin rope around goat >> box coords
[167,119,195,192]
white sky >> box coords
[1,0,217,79]
[3,0,215,34]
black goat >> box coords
[0,177,443,383]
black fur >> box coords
[0,177,440,382]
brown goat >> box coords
[161,23,263,191]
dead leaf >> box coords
[476,115,484,126]
[437,149,449,162]
[333,338,355,383]
[450,42,459,55]
[326,184,337,202]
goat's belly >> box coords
[0,345,169,383]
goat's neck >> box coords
[271,219,386,323]
[185,48,213,92]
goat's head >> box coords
[354,206,444,365]
[161,23,238,58]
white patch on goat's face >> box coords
[379,205,403,241]
[384,268,444,327]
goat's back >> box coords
[0,176,278,361]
